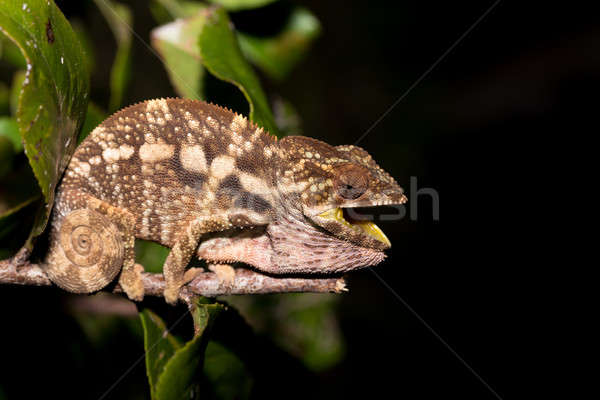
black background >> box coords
[1,0,593,398]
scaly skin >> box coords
[43,98,406,304]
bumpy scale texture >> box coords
[44,99,407,304]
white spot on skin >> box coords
[180,145,207,173]
[188,119,199,130]
[239,172,270,195]
[102,148,121,163]
[210,155,235,179]
[76,162,90,177]
[139,143,174,163]
[119,144,134,160]
[89,155,102,165]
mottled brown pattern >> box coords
[44,98,406,304]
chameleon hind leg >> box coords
[83,195,144,301]
[45,191,143,301]
[83,196,144,301]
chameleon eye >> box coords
[334,165,368,200]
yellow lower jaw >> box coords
[318,208,391,247]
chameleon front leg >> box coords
[163,216,232,304]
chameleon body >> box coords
[44,99,407,304]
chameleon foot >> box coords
[208,264,236,288]
[119,263,145,302]
[183,267,203,284]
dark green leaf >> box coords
[154,300,225,400]
[199,6,281,137]
[135,239,169,273]
[207,0,278,12]
[93,0,132,112]
[238,7,321,81]
[0,116,21,151]
[139,308,183,398]
[151,10,207,100]
[204,341,253,400]
[0,0,90,243]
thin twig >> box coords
[0,257,347,299]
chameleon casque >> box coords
[44,98,407,304]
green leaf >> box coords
[139,308,183,397]
[204,341,252,400]
[0,0,89,242]
[9,70,25,116]
[0,116,21,151]
[151,10,207,100]
[0,34,26,68]
[135,239,169,273]
[207,0,278,12]
[93,0,132,112]
[238,7,321,81]
[154,300,225,400]
[199,6,281,137]
[141,300,225,399]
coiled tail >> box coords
[44,208,124,293]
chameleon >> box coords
[43,98,407,304]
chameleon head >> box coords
[277,136,407,252]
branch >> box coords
[0,257,347,300]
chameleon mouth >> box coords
[317,207,391,247]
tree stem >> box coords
[0,257,347,300]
